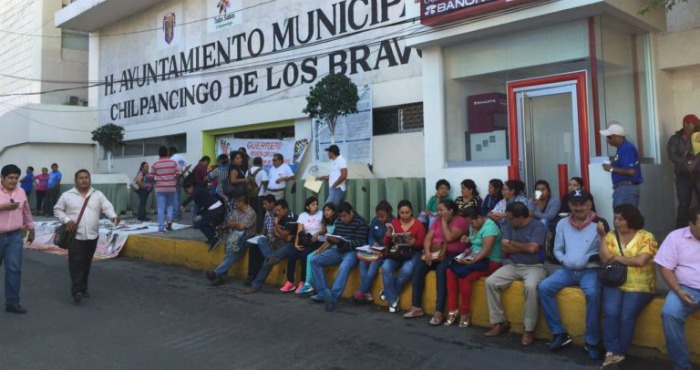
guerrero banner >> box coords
[215,137,309,173]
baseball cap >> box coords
[324,144,340,155]
[568,189,593,203]
[683,114,700,125]
[599,122,626,137]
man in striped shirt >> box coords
[309,202,368,311]
[150,146,180,232]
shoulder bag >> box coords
[53,195,92,249]
[600,231,628,287]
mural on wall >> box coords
[102,0,422,125]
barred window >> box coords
[373,103,423,135]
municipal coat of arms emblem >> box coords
[163,12,176,45]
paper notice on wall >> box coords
[214,137,309,174]
[313,85,373,164]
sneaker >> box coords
[206,271,217,282]
[379,290,386,302]
[166,221,173,231]
[295,281,305,292]
[388,300,399,313]
[601,352,625,369]
[549,333,573,351]
[585,342,602,361]
[363,293,374,303]
[280,281,297,293]
[296,283,315,295]
[309,293,325,303]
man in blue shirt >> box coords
[19,166,34,206]
[45,163,63,215]
[600,122,643,208]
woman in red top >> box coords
[404,199,469,325]
[380,200,426,313]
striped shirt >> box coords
[333,213,369,253]
[150,158,180,193]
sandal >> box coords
[429,312,444,326]
[403,307,425,319]
[443,310,459,326]
[458,315,470,328]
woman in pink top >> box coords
[403,199,469,325]
[33,167,49,215]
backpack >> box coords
[245,167,263,198]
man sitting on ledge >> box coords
[657,206,700,370]
[537,190,609,360]
[309,202,368,312]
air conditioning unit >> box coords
[66,95,80,105]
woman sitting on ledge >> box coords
[455,179,482,216]
[527,180,560,229]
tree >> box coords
[302,74,359,144]
[640,0,688,14]
[91,123,125,174]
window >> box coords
[108,134,187,159]
[61,29,88,51]
[373,103,424,135]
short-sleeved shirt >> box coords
[48,170,62,189]
[605,229,658,293]
[502,218,546,265]
[34,173,49,191]
[429,216,468,254]
[654,227,700,290]
[267,163,294,191]
[611,140,643,184]
[468,217,503,263]
[20,173,34,194]
[329,154,347,191]
[426,195,453,213]
[297,211,323,236]
[170,153,191,173]
[248,166,269,196]
[151,158,180,192]
[455,195,482,215]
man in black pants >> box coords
[54,169,119,305]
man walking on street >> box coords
[318,145,347,206]
[657,207,700,370]
[54,169,118,305]
[152,146,180,232]
[169,146,191,221]
[0,164,35,314]
[45,163,62,215]
[600,122,643,208]
[668,114,699,228]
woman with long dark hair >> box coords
[134,162,154,221]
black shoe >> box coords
[549,333,573,351]
[206,271,217,282]
[5,304,27,314]
[584,342,602,360]
[73,292,83,305]
[166,221,173,231]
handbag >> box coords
[384,244,414,261]
[223,167,245,198]
[600,231,628,287]
[53,195,92,250]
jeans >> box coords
[602,286,654,355]
[612,184,640,209]
[675,174,694,228]
[0,231,23,306]
[193,206,224,244]
[310,248,359,301]
[213,242,250,277]
[537,267,601,345]
[251,242,315,288]
[136,188,150,221]
[155,191,176,231]
[381,252,420,305]
[173,185,182,218]
[68,238,98,296]
[661,285,700,370]
[411,253,457,312]
[358,259,383,294]
[326,187,346,207]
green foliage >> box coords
[640,0,688,14]
[302,74,359,137]
[91,123,125,152]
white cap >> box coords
[599,122,627,137]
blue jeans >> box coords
[310,247,358,301]
[661,285,700,370]
[537,267,601,345]
[0,230,23,306]
[612,184,640,209]
[411,253,456,312]
[326,187,346,207]
[675,173,695,228]
[213,242,250,277]
[251,242,296,289]
[136,188,150,221]
[155,191,176,231]
[173,185,182,218]
[358,259,383,294]
[602,286,654,355]
[382,252,420,305]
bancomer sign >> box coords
[421,0,546,25]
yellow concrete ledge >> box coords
[124,234,700,363]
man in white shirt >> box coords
[169,146,191,220]
[318,145,347,206]
[54,169,119,305]
[266,153,294,200]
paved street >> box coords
[1,250,673,370]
